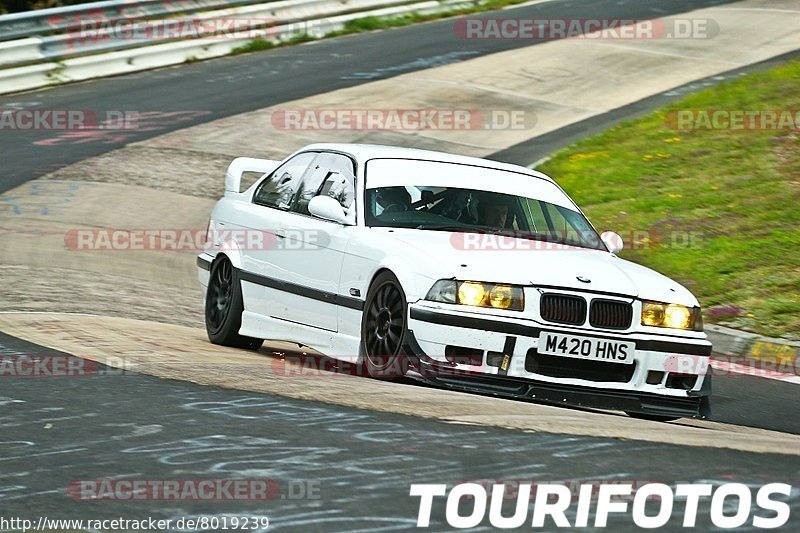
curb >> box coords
[705,323,799,366]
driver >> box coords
[376,187,411,214]
[476,194,511,229]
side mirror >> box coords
[601,231,624,254]
[308,195,351,225]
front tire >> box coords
[205,257,263,350]
[360,271,409,379]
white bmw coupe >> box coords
[198,143,712,420]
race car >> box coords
[197,143,712,420]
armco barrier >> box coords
[0,0,280,41]
[0,37,44,66]
[0,62,60,94]
[28,0,423,67]
[0,0,474,95]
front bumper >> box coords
[405,304,712,419]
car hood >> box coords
[378,229,698,306]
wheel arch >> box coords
[365,262,423,305]
[210,243,243,271]
[204,249,263,350]
[360,267,412,378]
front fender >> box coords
[368,256,437,305]
[209,233,245,270]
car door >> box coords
[240,151,317,318]
[269,151,357,331]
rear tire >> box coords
[360,271,409,379]
[205,257,264,350]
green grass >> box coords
[329,0,533,35]
[538,60,800,338]
[336,14,432,33]
[230,32,318,54]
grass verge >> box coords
[231,32,318,54]
[538,60,800,337]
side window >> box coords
[253,152,316,209]
[328,153,355,177]
[542,203,584,244]
[543,203,570,235]
[291,153,356,215]
[320,161,356,210]
[524,199,599,247]
[524,198,549,234]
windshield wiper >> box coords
[413,224,472,232]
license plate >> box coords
[538,332,634,364]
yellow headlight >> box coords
[641,301,695,329]
[641,302,665,327]
[489,285,514,309]
[458,282,486,307]
[664,304,692,329]
[427,280,523,311]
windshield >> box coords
[365,185,606,251]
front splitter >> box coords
[403,330,711,420]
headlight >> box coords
[426,280,524,311]
[641,301,702,331]
[458,281,485,307]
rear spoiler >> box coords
[225,157,281,196]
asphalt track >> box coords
[0,0,740,194]
[2,0,800,528]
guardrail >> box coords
[0,0,481,95]
[5,0,423,67]
[0,0,278,41]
